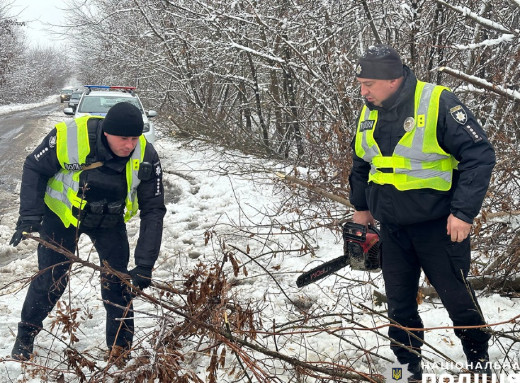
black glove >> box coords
[9,216,42,247]
[128,265,153,290]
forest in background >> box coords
[2,0,520,296]
[62,0,520,291]
[0,2,73,104]
[2,0,520,318]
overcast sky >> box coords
[10,0,69,48]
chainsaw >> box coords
[296,222,381,288]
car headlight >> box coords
[143,122,150,133]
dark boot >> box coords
[407,360,423,383]
[11,323,39,360]
[104,345,131,368]
[467,351,491,375]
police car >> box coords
[64,85,157,144]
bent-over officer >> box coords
[9,101,166,363]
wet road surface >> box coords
[0,103,68,215]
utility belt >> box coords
[79,199,125,229]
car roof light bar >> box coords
[84,85,111,89]
[83,85,111,94]
[110,86,136,94]
[110,86,136,90]
[82,85,137,95]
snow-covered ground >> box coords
[0,99,519,382]
[0,96,59,116]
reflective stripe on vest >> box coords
[354,81,457,191]
[44,116,145,227]
[124,135,146,222]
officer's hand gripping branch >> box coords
[9,216,43,247]
[128,265,153,290]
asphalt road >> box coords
[0,102,68,215]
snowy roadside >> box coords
[0,96,58,116]
[0,102,518,382]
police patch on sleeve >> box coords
[33,135,56,161]
[450,105,468,125]
[33,147,49,161]
[154,161,163,196]
[463,124,483,143]
[48,135,57,148]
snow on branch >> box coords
[436,0,513,34]
[453,34,515,50]
[438,66,520,101]
[229,42,285,64]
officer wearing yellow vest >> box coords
[9,102,166,363]
[349,45,495,380]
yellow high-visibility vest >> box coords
[44,116,146,227]
[355,81,458,191]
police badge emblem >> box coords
[356,64,362,75]
[403,117,415,132]
[450,105,467,125]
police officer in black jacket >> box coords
[9,102,166,363]
[349,45,495,380]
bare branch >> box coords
[435,0,513,34]
[437,66,520,101]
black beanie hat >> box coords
[102,102,144,137]
[355,44,404,80]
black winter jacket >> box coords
[18,117,166,267]
[349,66,495,225]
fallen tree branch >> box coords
[276,172,520,223]
[420,275,520,296]
[275,172,353,208]
[23,234,381,382]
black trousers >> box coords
[380,216,490,364]
[18,208,134,349]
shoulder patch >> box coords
[462,124,483,143]
[450,105,468,125]
[48,135,57,148]
[154,161,163,196]
[154,162,162,177]
[360,120,375,132]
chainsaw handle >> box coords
[368,223,380,236]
